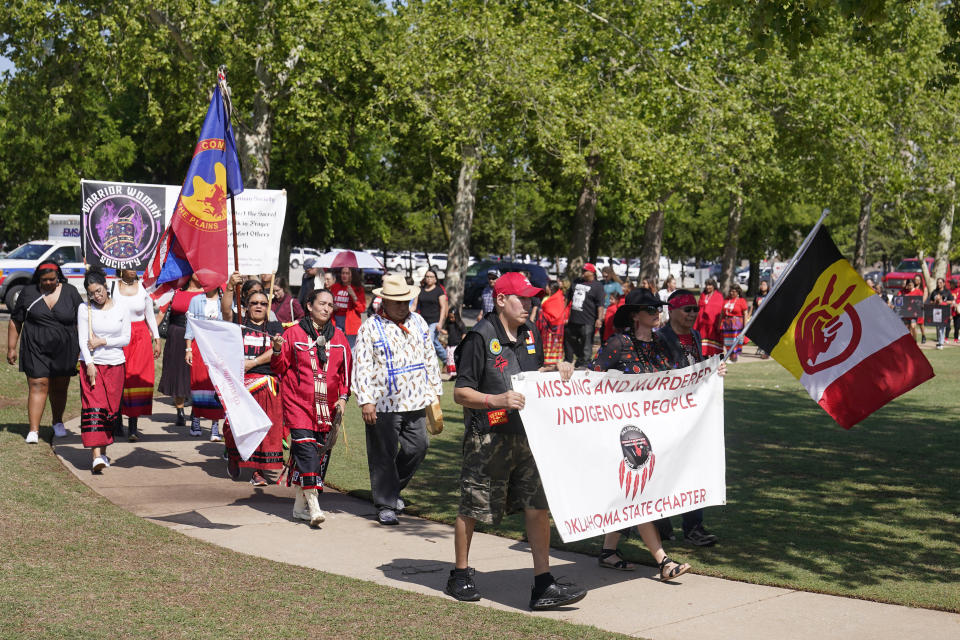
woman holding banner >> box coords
[7,263,83,443]
[158,275,204,426]
[222,290,285,486]
[272,289,351,527]
[113,269,160,441]
[77,267,131,473]
[590,288,692,581]
[184,284,225,441]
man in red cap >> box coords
[653,289,720,546]
[564,263,605,367]
[448,272,585,610]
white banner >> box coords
[80,180,287,276]
[513,356,726,543]
[226,189,287,275]
[188,317,272,461]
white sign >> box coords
[188,316,273,461]
[226,189,287,275]
[513,357,726,543]
[48,214,81,243]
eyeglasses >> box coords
[641,306,660,314]
[681,306,698,313]
[248,301,268,307]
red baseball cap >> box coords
[582,263,597,273]
[494,272,544,298]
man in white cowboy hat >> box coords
[352,274,443,525]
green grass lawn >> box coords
[326,346,960,613]
[0,322,626,639]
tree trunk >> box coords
[719,193,743,293]
[639,197,666,287]
[445,143,481,310]
[238,69,272,190]
[854,190,873,274]
[933,175,955,280]
[566,154,601,281]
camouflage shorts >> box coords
[458,430,548,525]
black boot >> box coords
[128,417,139,443]
[175,407,186,426]
[112,416,125,438]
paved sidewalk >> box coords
[55,404,959,640]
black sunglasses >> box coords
[641,306,660,314]
[248,301,269,307]
[681,306,698,313]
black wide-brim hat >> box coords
[613,288,667,328]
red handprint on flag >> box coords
[794,273,862,374]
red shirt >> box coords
[722,296,748,318]
[271,323,351,432]
[329,283,366,335]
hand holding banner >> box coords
[513,357,726,543]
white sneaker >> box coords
[210,422,222,442]
[52,423,68,438]
[92,456,107,473]
[25,431,39,444]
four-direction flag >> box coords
[144,80,243,295]
[745,226,934,428]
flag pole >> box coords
[218,65,244,325]
[722,208,831,361]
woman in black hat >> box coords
[590,287,691,580]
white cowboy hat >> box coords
[373,273,421,301]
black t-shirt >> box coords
[566,278,604,325]
[929,287,954,303]
[243,319,284,376]
[417,285,446,324]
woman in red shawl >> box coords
[695,278,724,356]
[271,288,351,527]
[536,281,570,366]
[602,291,624,343]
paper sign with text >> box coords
[513,357,726,543]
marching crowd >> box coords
[7,260,739,611]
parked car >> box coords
[882,258,952,292]
[289,247,322,270]
[427,253,448,271]
[0,240,86,310]
[463,260,549,308]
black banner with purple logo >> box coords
[81,180,166,272]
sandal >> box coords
[598,548,635,571]
[658,555,691,581]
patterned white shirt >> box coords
[352,311,442,412]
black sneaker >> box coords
[529,578,587,611]
[377,508,399,525]
[684,524,718,547]
[445,568,481,602]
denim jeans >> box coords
[428,322,446,361]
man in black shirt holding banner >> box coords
[447,272,585,610]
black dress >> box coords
[12,284,83,378]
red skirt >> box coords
[80,362,125,448]
[224,374,284,470]
[121,321,155,417]
[190,341,225,419]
